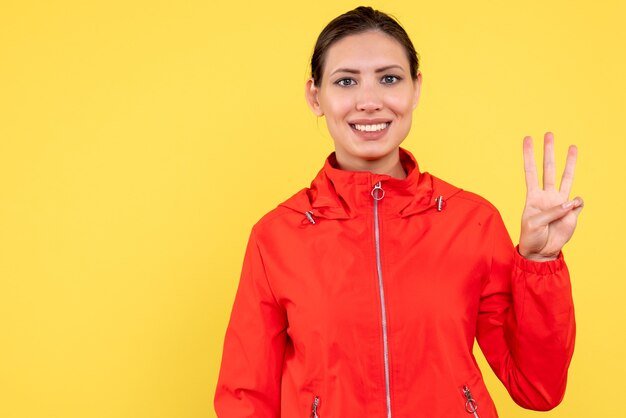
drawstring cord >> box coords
[305,196,444,223]
[435,195,444,212]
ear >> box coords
[411,71,423,110]
[305,78,324,116]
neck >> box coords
[334,148,407,179]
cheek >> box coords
[385,91,416,116]
[321,94,353,122]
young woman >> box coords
[214,6,583,418]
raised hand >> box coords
[518,132,584,261]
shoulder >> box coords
[454,190,500,213]
[428,174,511,246]
[429,173,501,216]
[250,187,311,235]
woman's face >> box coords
[306,30,422,171]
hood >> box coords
[280,148,462,221]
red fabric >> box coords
[214,148,575,418]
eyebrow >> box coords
[330,65,405,77]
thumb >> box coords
[528,197,584,227]
[570,196,584,218]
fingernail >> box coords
[562,200,575,209]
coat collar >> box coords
[280,148,461,220]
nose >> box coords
[356,82,383,112]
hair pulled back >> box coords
[310,6,420,86]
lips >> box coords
[349,118,392,130]
[348,120,392,140]
[350,122,390,132]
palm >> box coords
[519,132,583,261]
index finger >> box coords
[523,136,539,193]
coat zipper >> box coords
[371,181,392,418]
[310,395,320,418]
[462,385,480,418]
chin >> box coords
[354,141,400,158]
[340,144,401,166]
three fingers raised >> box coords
[523,132,577,196]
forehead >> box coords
[323,30,409,74]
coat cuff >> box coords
[514,245,566,274]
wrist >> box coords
[514,246,566,273]
[517,247,559,262]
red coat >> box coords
[215,148,575,418]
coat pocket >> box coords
[461,385,480,418]
[310,395,320,418]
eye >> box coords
[335,78,356,87]
[381,75,401,84]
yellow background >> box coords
[1,0,624,416]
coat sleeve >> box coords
[476,210,576,411]
[214,228,288,418]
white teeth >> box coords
[352,123,389,132]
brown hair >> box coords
[310,6,420,86]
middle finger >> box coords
[543,132,556,190]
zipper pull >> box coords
[371,181,385,201]
[305,210,316,225]
[310,396,320,418]
[462,385,479,418]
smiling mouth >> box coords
[349,122,391,132]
